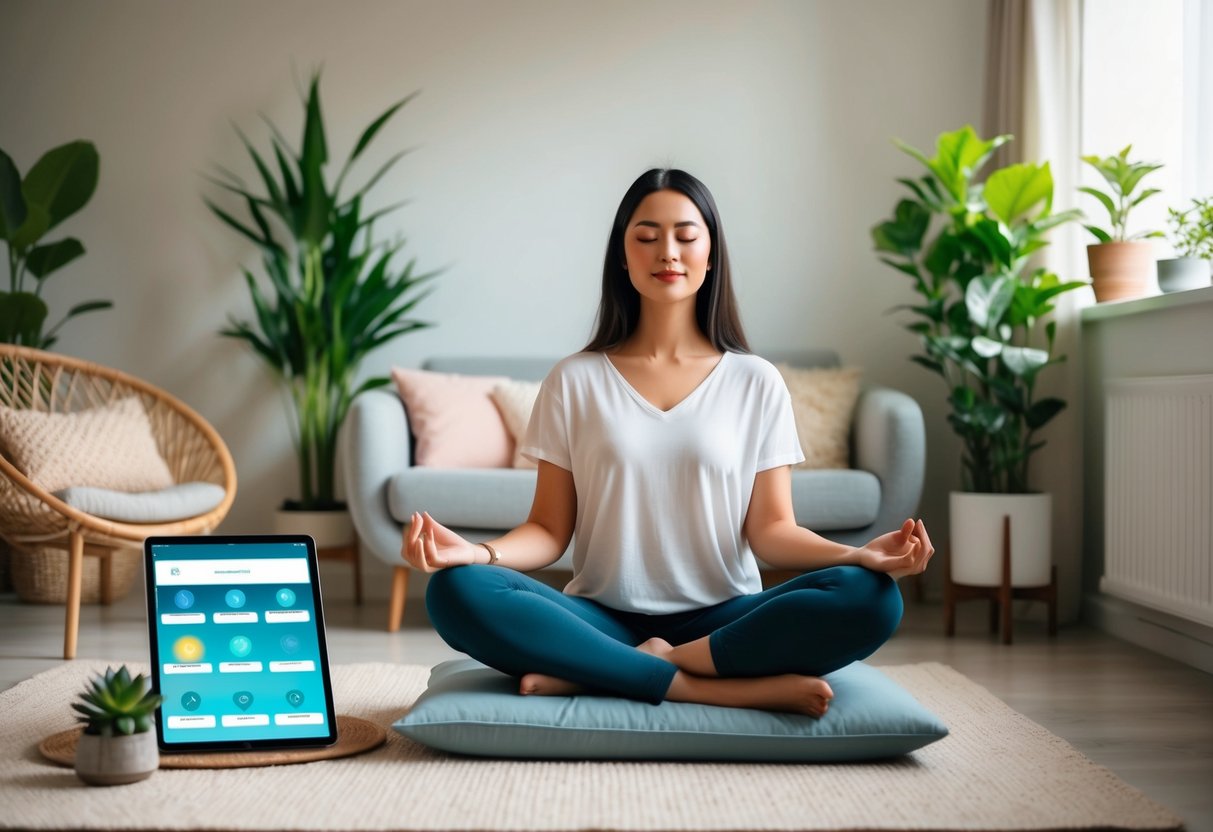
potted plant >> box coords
[71,665,162,786]
[1079,145,1165,302]
[0,141,112,348]
[872,125,1086,587]
[1158,197,1213,293]
[207,71,437,544]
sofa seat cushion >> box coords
[395,658,948,761]
[390,468,538,530]
[789,469,880,530]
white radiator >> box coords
[1101,375,1213,627]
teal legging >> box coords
[426,564,903,705]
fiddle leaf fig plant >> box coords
[873,125,1087,494]
[208,70,438,510]
[1079,145,1165,242]
[0,141,112,348]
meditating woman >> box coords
[402,168,933,717]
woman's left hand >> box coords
[855,519,934,579]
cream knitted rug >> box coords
[0,661,1182,831]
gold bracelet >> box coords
[479,542,500,565]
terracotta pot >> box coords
[949,492,1052,587]
[1086,241,1157,302]
[273,508,354,548]
[1156,257,1211,293]
[74,731,159,786]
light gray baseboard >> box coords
[1083,592,1213,675]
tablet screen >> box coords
[145,536,338,751]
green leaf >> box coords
[1026,397,1066,429]
[872,199,930,256]
[967,218,1014,268]
[20,141,99,233]
[0,148,27,242]
[971,335,1002,357]
[1084,224,1112,243]
[930,125,1011,202]
[26,238,85,279]
[0,291,49,345]
[984,162,1053,225]
[965,274,1015,329]
[1002,345,1049,376]
[350,91,418,164]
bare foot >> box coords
[667,672,835,718]
[519,673,584,697]
[518,639,677,698]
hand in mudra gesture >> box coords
[856,518,934,580]
[402,511,478,573]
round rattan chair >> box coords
[0,345,237,659]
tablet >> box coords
[144,535,339,752]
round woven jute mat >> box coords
[38,715,385,769]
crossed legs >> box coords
[426,564,902,716]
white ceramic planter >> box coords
[949,492,1052,587]
[273,508,354,549]
[74,731,159,786]
[1156,257,1211,293]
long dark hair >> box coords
[584,169,750,353]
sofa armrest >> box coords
[849,385,926,539]
[340,389,412,569]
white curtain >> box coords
[1182,0,1213,200]
[984,0,1086,623]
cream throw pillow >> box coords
[776,365,863,470]
[0,397,174,492]
[391,368,514,468]
[490,380,542,469]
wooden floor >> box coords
[2,585,1210,832]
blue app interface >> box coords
[150,541,330,744]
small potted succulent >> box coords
[71,666,162,786]
[1079,145,1165,302]
[1158,197,1213,293]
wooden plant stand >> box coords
[944,515,1057,645]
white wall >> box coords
[1,0,988,597]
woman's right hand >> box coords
[402,511,479,573]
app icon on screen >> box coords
[229,635,253,658]
[173,635,205,663]
[233,691,254,711]
[174,589,195,609]
[225,589,246,608]
[286,690,305,708]
[181,691,201,711]
[275,588,296,607]
[280,634,301,654]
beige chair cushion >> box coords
[776,365,863,470]
[0,397,174,492]
[490,380,542,469]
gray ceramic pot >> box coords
[74,731,159,786]
[1156,257,1211,293]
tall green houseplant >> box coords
[872,125,1086,494]
[208,72,437,511]
[0,141,111,348]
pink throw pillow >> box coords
[391,368,514,468]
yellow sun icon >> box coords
[173,635,205,663]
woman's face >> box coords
[622,189,712,307]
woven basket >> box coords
[10,544,141,605]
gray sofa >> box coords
[340,351,925,630]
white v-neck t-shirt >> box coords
[520,351,805,613]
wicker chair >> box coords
[0,345,236,659]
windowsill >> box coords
[1080,284,1213,322]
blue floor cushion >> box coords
[394,658,947,761]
